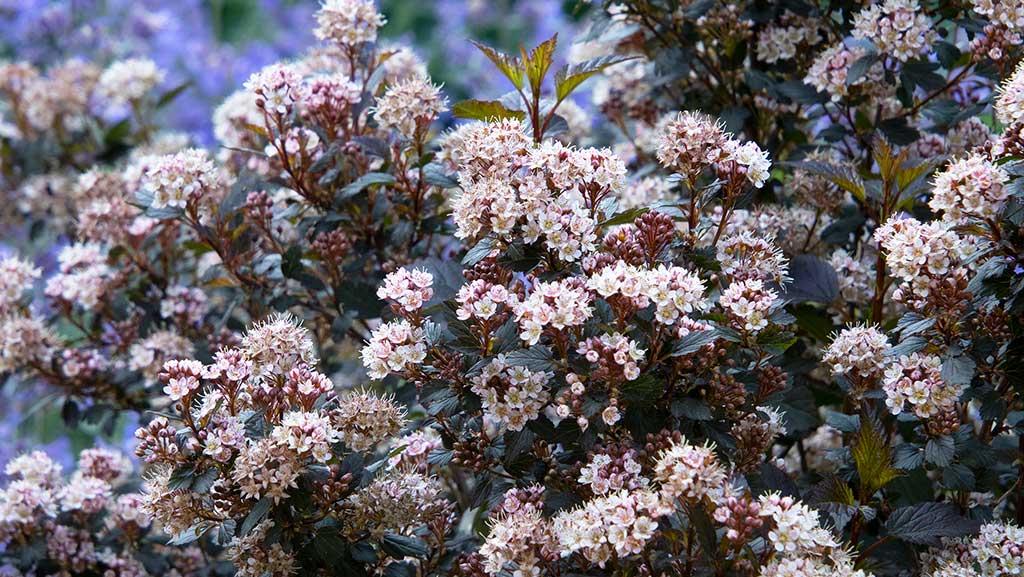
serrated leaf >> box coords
[554,54,635,101]
[885,502,981,545]
[452,99,526,122]
[924,436,955,467]
[787,160,865,202]
[504,346,554,372]
[782,255,839,304]
[671,328,719,356]
[471,41,524,89]
[523,34,557,93]
[852,420,900,497]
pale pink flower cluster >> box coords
[972,0,1024,31]
[883,353,961,419]
[923,521,1023,577]
[472,355,552,431]
[244,63,304,117]
[303,74,361,118]
[142,148,222,210]
[874,217,966,300]
[946,117,994,156]
[653,438,728,503]
[587,262,707,325]
[75,448,132,484]
[719,279,777,334]
[654,111,729,180]
[455,279,519,322]
[996,59,1024,127]
[361,319,427,379]
[228,521,298,577]
[758,492,839,555]
[852,0,935,61]
[0,315,54,372]
[128,330,194,382]
[373,75,447,138]
[0,256,39,312]
[756,16,822,63]
[160,285,209,326]
[930,154,1009,223]
[578,450,644,495]
[440,119,530,179]
[823,325,890,380]
[388,428,443,470]
[5,450,63,486]
[553,489,665,567]
[242,313,318,380]
[829,248,875,306]
[720,138,773,189]
[718,231,790,283]
[333,390,407,450]
[44,243,110,309]
[452,137,625,262]
[514,279,593,345]
[806,43,873,102]
[231,438,302,503]
[760,555,870,577]
[270,410,339,462]
[577,332,646,382]
[314,0,386,47]
[479,490,558,577]
[344,470,448,538]
[97,58,165,105]
[646,265,709,324]
[378,267,434,313]
[58,475,111,514]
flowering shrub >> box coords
[1,1,1024,577]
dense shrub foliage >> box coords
[1,1,1024,576]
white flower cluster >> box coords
[553,489,665,567]
[314,0,386,47]
[98,58,165,106]
[852,0,935,61]
[720,138,773,189]
[923,521,1023,577]
[587,261,708,324]
[930,154,1009,223]
[361,319,427,379]
[972,0,1024,31]
[618,176,674,210]
[451,129,625,262]
[373,75,447,138]
[758,492,840,555]
[142,148,223,210]
[823,325,890,381]
[718,231,790,283]
[0,255,40,312]
[996,59,1024,127]
[378,267,434,313]
[756,16,823,63]
[874,217,967,300]
[455,279,519,322]
[514,279,593,345]
[578,450,644,495]
[719,279,778,334]
[44,243,111,309]
[653,438,728,503]
[472,355,552,431]
[883,353,962,419]
[806,43,875,102]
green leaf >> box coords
[452,99,526,122]
[523,34,558,93]
[240,497,272,536]
[156,82,191,109]
[338,172,395,201]
[471,41,524,89]
[504,346,554,372]
[787,160,865,202]
[554,54,635,101]
[380,533,428,559]
[852,420,900,497]
[885,502,981,545]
